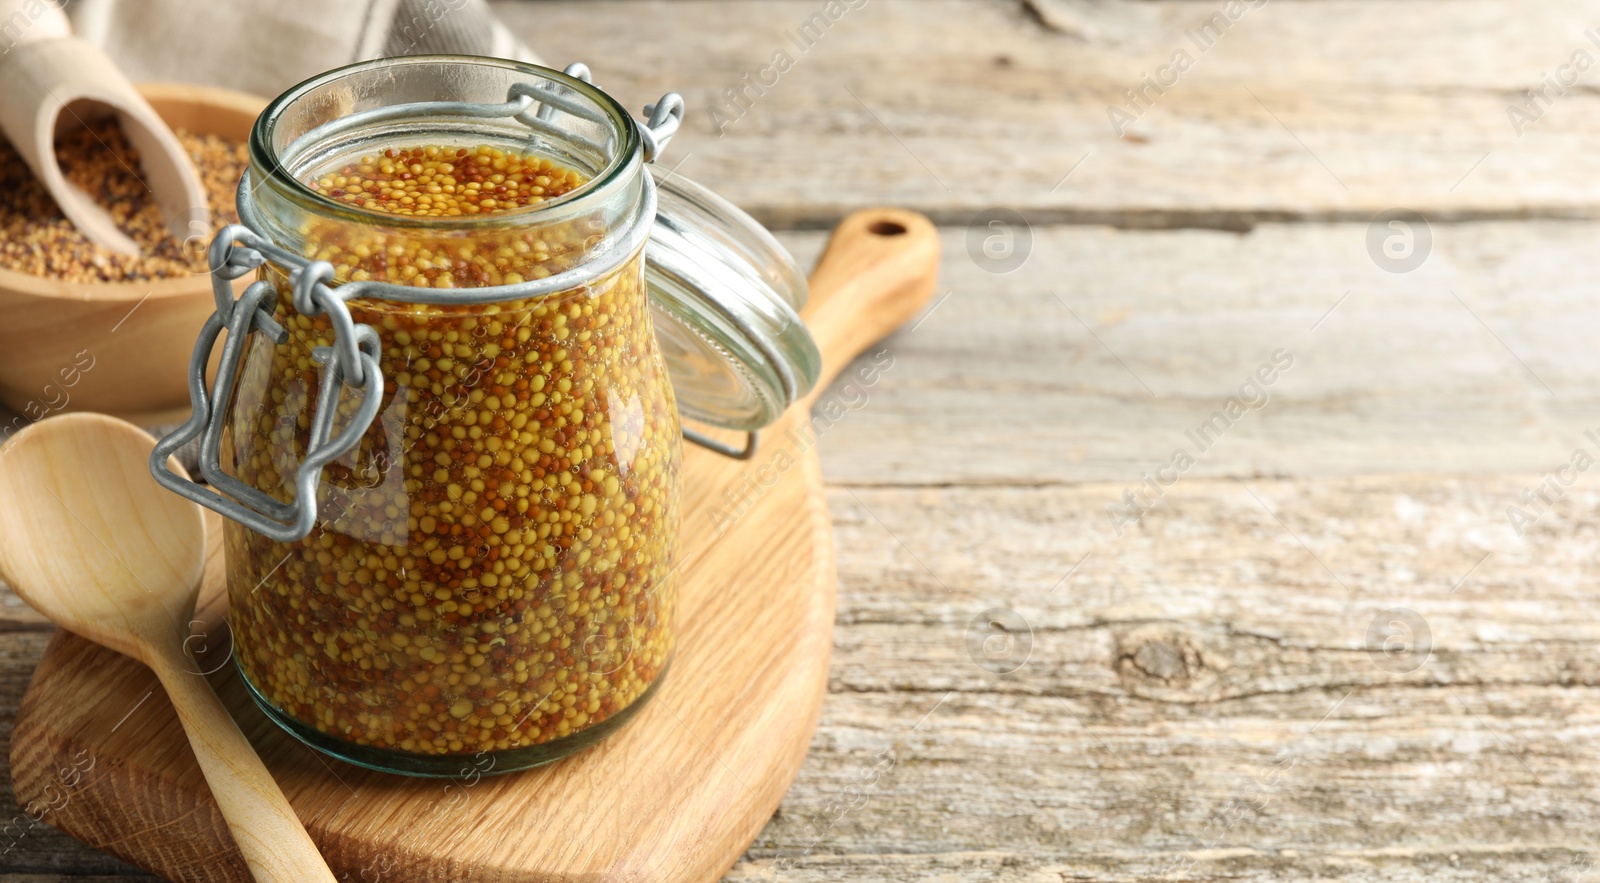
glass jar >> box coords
[152,56,820,777]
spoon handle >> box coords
[150,653,338,883]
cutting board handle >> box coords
[800,208,941,397]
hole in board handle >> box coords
[868,220,907,236]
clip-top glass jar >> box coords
[152,56,819,776]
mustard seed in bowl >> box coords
[0,117,247,282]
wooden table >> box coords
[7,1,1600,879]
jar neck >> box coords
[239,56,647,300]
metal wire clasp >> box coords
[149,225,386,543]
[555,62,684,163]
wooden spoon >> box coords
[0,413,336,883]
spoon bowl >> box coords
[0,412,203,660]
[0,412,335,882]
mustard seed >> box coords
[0,117,247,283]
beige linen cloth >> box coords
[70,0,542,99]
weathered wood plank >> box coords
[775,220,1600,486]
[724,476,1600,879]
[0,585,47,633]
[8,476,1600,880]
[724,849,1591,882]
[9,219,1600,493]
[498,0,1600,227]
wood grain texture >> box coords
[788,219,1600,487]
[5,211,939,882]
[719,475,1600,880]
[7,0,1600,880]
[495,0,1600,228]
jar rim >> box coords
[247,54,642,231]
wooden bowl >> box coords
[0,82,265,425]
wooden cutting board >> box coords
[9,208,939,882]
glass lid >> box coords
[646,172,821,432]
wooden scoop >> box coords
[0,0,210,256]
[0,414,336,882]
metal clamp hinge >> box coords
[681,427,759,461]
[150,225,385,543]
